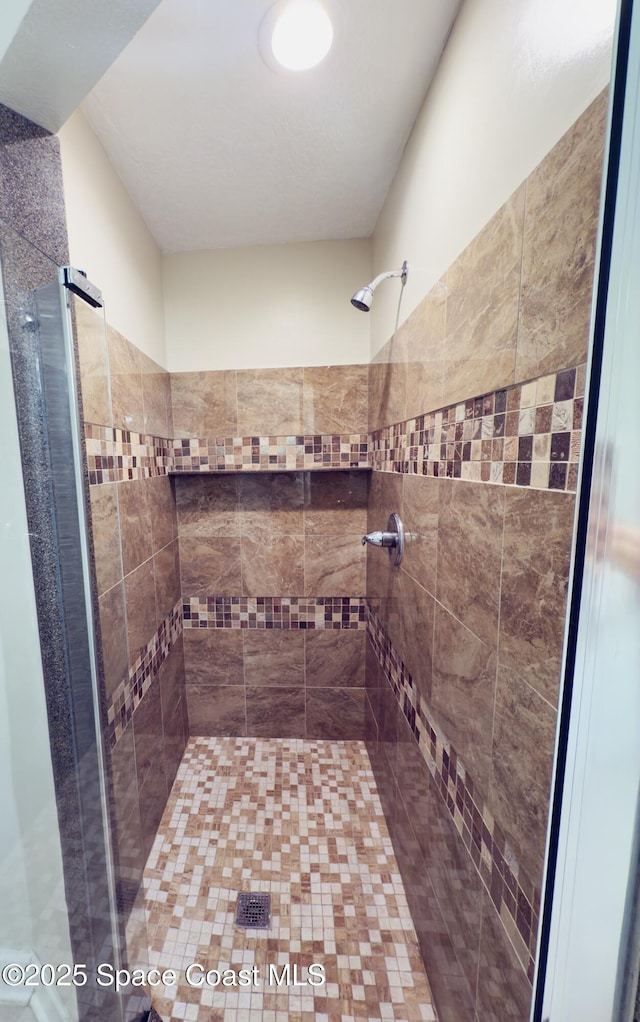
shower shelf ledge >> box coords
[169,463,372,475]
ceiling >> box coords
[82,0,462,253]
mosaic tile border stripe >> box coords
[107,600,183,748]
[367,603,538,982]
[183,595,367,630]
[85,363,584,491]
[171,433,370,472]
[370,365,585,492]
[85,423,173,485]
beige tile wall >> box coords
[365,90,607,1021]
[171,363,368,438]
[176,468,369,739]
[75,299,188,923]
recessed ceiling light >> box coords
[259,0,334,72]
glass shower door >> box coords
[535,0,640,1017]
[0,245,80,1022]
[0,225,146,1022]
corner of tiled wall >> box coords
[363,88,608,1021]
[76,298,188,922]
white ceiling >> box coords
[82,0,462,253]
[0,0,162,133]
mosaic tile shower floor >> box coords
[142,737,437,1022]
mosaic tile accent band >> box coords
[85,423,173,485]
[367,603,538,981]
[85,364,584,492]
[171,434,370,472]
[107,600,183,748]
[370,365,585,492]
[183,596,367,630]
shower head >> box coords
[350,260,408,312]
[351,286,374,312]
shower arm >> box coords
[368,261,408,294]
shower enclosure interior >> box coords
[2,4,640,1020]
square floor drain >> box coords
[235,892,271,929]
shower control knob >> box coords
[361,530,396,548]
[361,513,404,567]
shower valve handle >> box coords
[361,531,398,548]
[361,513,404,567]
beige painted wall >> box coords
[370,0,616,356]
[58,110,167,367]
[163,240,372,372]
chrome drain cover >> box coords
[235,892,271,929]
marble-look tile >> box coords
[174,474,239,537]
[108,326,145,433]
[306,688,366,739]
[443,186,525,407]
[132,676,166,795]
[305,630,365,687]
[366,724,398,830]
[159,635,186,719]
[236,367,304,435]
[395,721,482,1018]
[186,684,246,736]
[149,476,177,554]
[437,479,504,649]
[162,695,188,795]
[243,630,305,687]
[117,478,153,576]
[367,544,402,658]
[98,582,129,702]
[138,765,168,861]
[475,892,532,1021]
[401,473,438,597]
[395,569,435,705]
[141,354,172,438]
[303,470,368,535]
[183,629,244,686]
[517,91,607,380]
[404,283,447,421]
[245,687,306,738]
[489,665,557,889]
[74,297,111,427]
[89,483,122,596]
[376,669,401,784]
[432,604,497,799]
[364,689,379,746]
[368,338,408,431]
[368,467,403,531]
[499,488,574,706]
[170,370,237,439]
[367,471,405,619]
[109,719,139,834]
[123,560,157,664]
[237,472,304,536]
[304,533,365,595]
[153,540,181,625]
[179,536,243,596]
[241,534,304,593]
[302,364,368,433]
[109,722,145,884]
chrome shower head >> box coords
[350,260,408,312]
[350,286,374,312]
